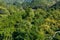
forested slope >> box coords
[0,0,60,40]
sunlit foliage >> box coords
[0,1,60,40]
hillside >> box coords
[49,1,60,9]
[0,0,59,7]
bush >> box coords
[0,3,60,40]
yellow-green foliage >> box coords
[0,4,60,40]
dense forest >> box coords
[0,0,60,40]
